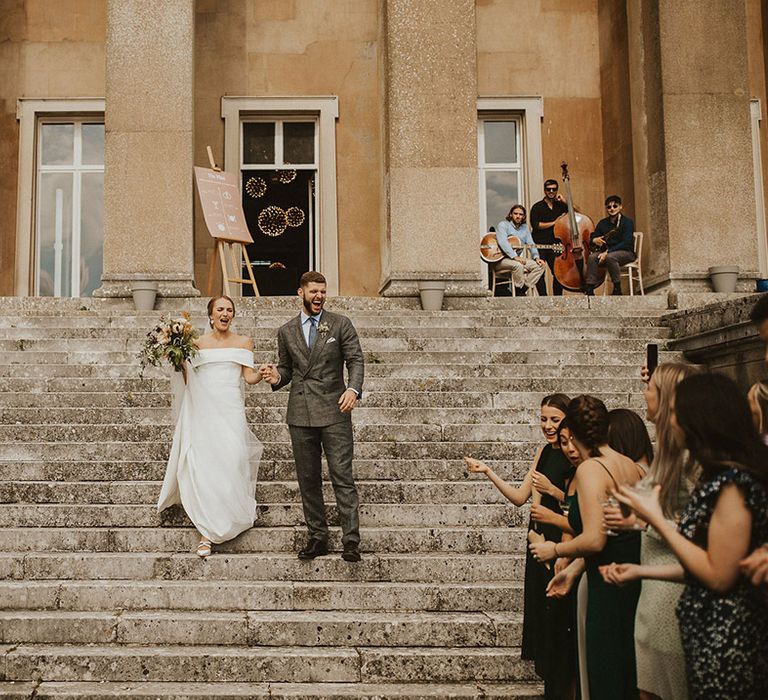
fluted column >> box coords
[96,0,197,298]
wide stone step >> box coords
[0,579,524,613]
[0,375,654,393]
[0,552,525,583]
[0,320,669,340]
[0,440,566,462]
[0,403,650,427]
[0,610,523,648]
[0,457,534,482]
[0,502,526,529]
[0,389,647,410]
[0,680,544,699]
[0,644,534,683]
[0,424,548,444]
[1,480,514,505]
[0,526,526,554]
[0,348,671,370]
[0,359,662,382]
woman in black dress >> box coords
[614,373,768,700]
[465,393,576,699]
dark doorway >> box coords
[241,168,315,296]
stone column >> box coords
[379,0,484,297]
[96,0,198,298]
[628,0,758,291]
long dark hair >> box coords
[608,408,653,466]
[566,395,609,458]
[541,393,570,415]
[675,373,768,486]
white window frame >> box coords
[222,97,339,295]
[35,118,105,297]
[15,98,105,296]
[478,114,524,234]
[477,97,544,234]
[240,117,319,269]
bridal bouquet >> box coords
[139,312,200,374]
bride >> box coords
[157,295,263,558]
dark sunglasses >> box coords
[545,187,558,192]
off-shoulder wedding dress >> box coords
[157,348,263,543]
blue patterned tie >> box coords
[308,316,318,349]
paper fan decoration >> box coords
[277,169,297,184]
[258,206,287,237]
[286,207,305,228]
[245,176,267,198]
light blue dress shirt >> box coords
[300,310,322,346]
[496,220,540,260]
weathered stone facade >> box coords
[2,0,767,298]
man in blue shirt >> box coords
[494,205,546,294]
[585,195,636,296]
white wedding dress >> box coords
[157,348,263,543]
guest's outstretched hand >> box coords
[547,566,576,598]
[614,483,663,528]
[740,545,768,587]
[600,562,641,586]
[464,456,490,475]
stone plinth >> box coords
[379,0,484,297]
[96,0,198,299]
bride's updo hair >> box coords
[566,394,609,457]
[207,295,236,327]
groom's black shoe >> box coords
[298,538,328,560]
[341,543,361,562]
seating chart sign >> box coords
[194,167,253,244]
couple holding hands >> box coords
[157,271,365,562]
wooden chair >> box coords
[603,231,645,296]
[490,257,540,297]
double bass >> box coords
[552,162,602,292]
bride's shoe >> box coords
[196,539,212,558]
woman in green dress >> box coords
[530,395,644,700]
[465,393,576,699]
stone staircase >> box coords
[0,295,671,699]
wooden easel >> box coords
[204,146,260,298]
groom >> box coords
[261,271,364,562]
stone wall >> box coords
[0,0,106,296]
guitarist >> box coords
[585,195,636,296]
[495,205,546,295]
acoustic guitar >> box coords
[480,232,564,264]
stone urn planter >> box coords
[130,280,159,311]
[418,280,447,311]
[708,266,739,294]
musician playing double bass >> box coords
[530,179,568,296]
[495,205,546,294]
[584,195,635,296]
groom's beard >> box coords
[302,298,324,316]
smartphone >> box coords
[646,343,659,378]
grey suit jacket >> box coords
[272,309,364,427]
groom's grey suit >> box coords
[272,309,364,546]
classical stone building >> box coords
[2,0,768,300]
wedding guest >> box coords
[466,393,576,699]
[157,296,264,558]
[747,380,768,443]
[607,408,653,473]
[603,363,698,700]
[530,395,644,700]
[614,373,768,700]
